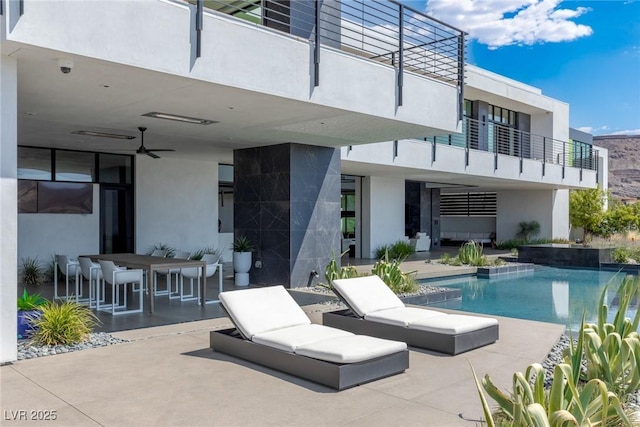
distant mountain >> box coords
[593,135,640,200]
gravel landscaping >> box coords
[17,332,129,360]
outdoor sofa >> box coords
[323,275,499,355]
[210,285,409,390]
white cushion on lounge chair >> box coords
[332,276,404,317]
[220,286,310,339]
[409,314,499,335]
[364,307,446,327]
[295,335,407,364]
[253,324,353,353]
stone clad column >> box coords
[234,143,340,288]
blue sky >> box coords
[400,0,640,136]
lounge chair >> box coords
[210,286,408,390]
[323,275,499,355]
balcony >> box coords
[433,117,599,172]
[199,0,465,111]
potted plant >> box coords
[17,289,47,339]
[232,236,256,287]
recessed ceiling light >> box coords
[142,112,217,125]
[72,130,136,140]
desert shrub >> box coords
[457,241,487,266]
[439,252,462,266]
[515,220,541,242]
[613,248,631,263]
[29,300,100,346]
[388,240,415,259]
[21,257,44,287]
[473,275,640,427]
[375,240,416,260]
[320,251,360,289]
[439,253,452,264]
[472,362,631,427]
[371,251,418,294]
[496,238,529,250]
[565,275,640,397]
[322,250,418,294]
[496,238,571,250]
[374,244,390,259]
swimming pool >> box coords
[424,266,637,331]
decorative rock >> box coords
[17,332,129,360]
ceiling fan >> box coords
[134,126,175,159]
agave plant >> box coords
[190,246,220,261]
[565,275,640,397]
[457,241,487,266]
[319,251,359,289]
[473,362,632,427]
[149,242,175,257]
[371,250,418,294]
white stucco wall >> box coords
[5,0,458,135]
[342,139,597,190]
[135,156,218,255]
[551,189,570,239]
[595,145,609,199]
[361,176,405,259]
[1,55,18,363]
[17,185,100,262]
[496,190,569,242]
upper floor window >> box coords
[488,105,516,127]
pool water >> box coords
[424,266,638,331]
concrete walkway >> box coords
[1,303,564,426]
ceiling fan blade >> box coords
[146,151,161,159]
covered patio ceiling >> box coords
[7,44,586,193]
[8,44,436,164]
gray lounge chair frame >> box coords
[210,327,409,390]
[209,287,408,391]
[323,308,498,355]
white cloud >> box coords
[577,126,593,133]
[424,0,593,49]
[611,129,640,136]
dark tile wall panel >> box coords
[518,245,613,268]
[234,143,340,288]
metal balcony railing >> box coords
[197,0,465,113]
[433,117,599,173]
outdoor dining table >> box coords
[81,253,207,314]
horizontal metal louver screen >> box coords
[441,192,497,217]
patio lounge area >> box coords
[2,303,564,426]
[20,248,502,334]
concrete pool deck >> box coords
[1,302,565,426]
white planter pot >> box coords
[233,252,252,287]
